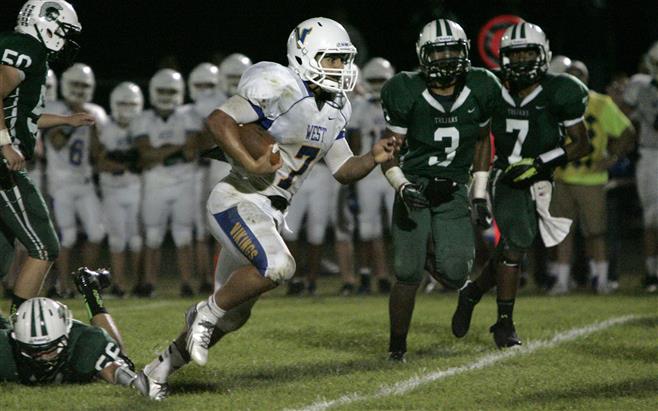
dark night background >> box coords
[3,0,658,105]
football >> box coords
[238,123,281,165]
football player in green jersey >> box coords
[381,19,500,361]
[451,22,591,348]
[0,1,95,325]
[0,268,148,395]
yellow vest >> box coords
[555,90,631,185]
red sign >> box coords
[477,15,524,69]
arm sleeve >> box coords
[218,95,260,124]
[381,74,413,134]
[553,75,589,127]
[325,136,354,174]
[70,327,120,378]
[600,96,631,139]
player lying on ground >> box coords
[0,268,148,395]
[139,17,398,400]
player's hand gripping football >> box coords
[371,136,399,164]
[246,144,283,175]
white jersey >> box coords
[130,108,195,188]
[623,74,658,149]
[224,62,353,201]
[350,96,386,155]
[98,119,141,188]
[44,101,108,191]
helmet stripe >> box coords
[444,20,453,36]
[512,24,519,40]
[436,19,443,37]
[38,299,48,337]
[520,23,527,39]
[30,299,37,337]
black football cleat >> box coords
[489,318,522,349]
[72,267,112,294]
[388,351,406,363]
[451,281,480,338]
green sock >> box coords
[81,286,108,320]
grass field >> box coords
[1,279,657,411]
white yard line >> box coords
[290,315,640,411]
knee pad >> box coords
[394,260,424,284]
[172,225,192,247]
[359,219,383,241]
[265,251,296,283]
[129,235,143,252]
[108,234,126,254]
[435,257,472,290]
[145,227,165,249]
[59,227,77,248]
[86,224,106,244]
[643,204,658,229]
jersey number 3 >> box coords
[277,145,320,190]
[428,126,459,167]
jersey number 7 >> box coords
[277,145,320,190]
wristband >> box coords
[385,166,410,191]
[0,129,11,146]
[537,147,567,168]
[471,171,489,199]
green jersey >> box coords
[381,68,502,184]
[492,73,589,170]
[0,320,120,384]
[0,32,48,159]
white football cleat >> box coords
[185,301,217,366]
[134,371,170,400]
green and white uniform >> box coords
[491,73,588,250]
[382,68,501,286]
[0,320,122,384]
[0,32,59,279]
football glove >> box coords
[470,198,492,229]
[501,158,547,189]
[399,183,429,211]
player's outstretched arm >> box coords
[37,112,95,129]
[0,64,25,170]
[332,134,397,184]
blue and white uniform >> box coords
[44,101,107,248]
[351,96,394,240]
[97,119,142,253]
[131,108,195,249]
[207,61,354,289]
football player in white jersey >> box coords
[625,42,658,292]
[96,82,145,297]
[44,63,107,297]
[140,17,397,398]
[350,57,396,293]
[218,53,253,97]
[182,63,228,294]
[132,69,196,297]
[282,160,335,295]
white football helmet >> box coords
[61,63,95,104]
[15,0,81,53]
[149,68,184,111]
[416,19,471,86]
[286,17,358,93]
[499,22,552,88]
[188,62,220,102]
[219,53,252,97]
[548,55,572,74]
[46,68,57,102]
[110,82,144,125]
[645,42,658,82]
[11,298,73,378]
[362,57,395,99]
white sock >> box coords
[555,263,570,288]
[547,261,558,279]
[596,261,609,285]
[144,342,188,383]
[207,294,226,319]
[645,256,657,278]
